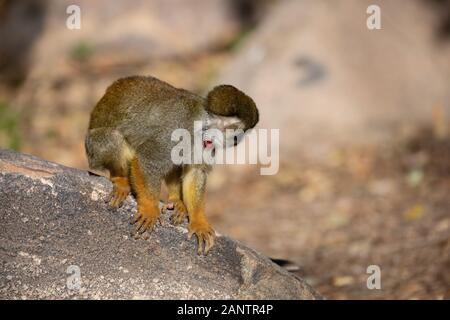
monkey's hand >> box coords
[131,203,160,235]
[109,177,130,208]
[188,218,216,255]
[164,199,188,225]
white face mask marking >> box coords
[202,114,245,149]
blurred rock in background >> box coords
[0,0,46,89]
[216,0,450,157]
[1,0,270,167]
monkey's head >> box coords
[204,85,259,148]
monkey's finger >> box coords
[151,218,158,230]
[111,198,122,208]
[203,237,210,255]
[131,218,141,226]
[134,220,144,233]
[137,219,149,233]
[109,195,116,207]
[139,219,154,234]
[205,234,215,254]
[197,235,204,255]
[171,213,183,225]
[135,218,147,233]
[106,190,114,203]
[110,190,125,207]
[139,217,156,234]
[131,213,142,225]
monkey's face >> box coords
[205,115,246,149]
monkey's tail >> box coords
[206,85,259,130]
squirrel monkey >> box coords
[85,76,259,254]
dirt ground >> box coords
[207,126,450,299]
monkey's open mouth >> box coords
[203,139,214,149]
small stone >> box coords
[90,191,99,201]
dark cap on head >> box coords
[206,85,259,131]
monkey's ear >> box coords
[206,85,259,131]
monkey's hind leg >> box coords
[85,128,133,207]
[164,167,188,225]
[129,157,161,234]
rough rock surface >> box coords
[0,149,321,299]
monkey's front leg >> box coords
[130,157,161,234]
[182,166,216,255]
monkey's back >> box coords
[88,76,206,149]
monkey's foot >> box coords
[164,199,187,225]
[188,219,216,255]
[109,177,130,208]
[131,208,160,235]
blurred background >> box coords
[0,0,449,299]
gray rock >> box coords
[0,149,321,299]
